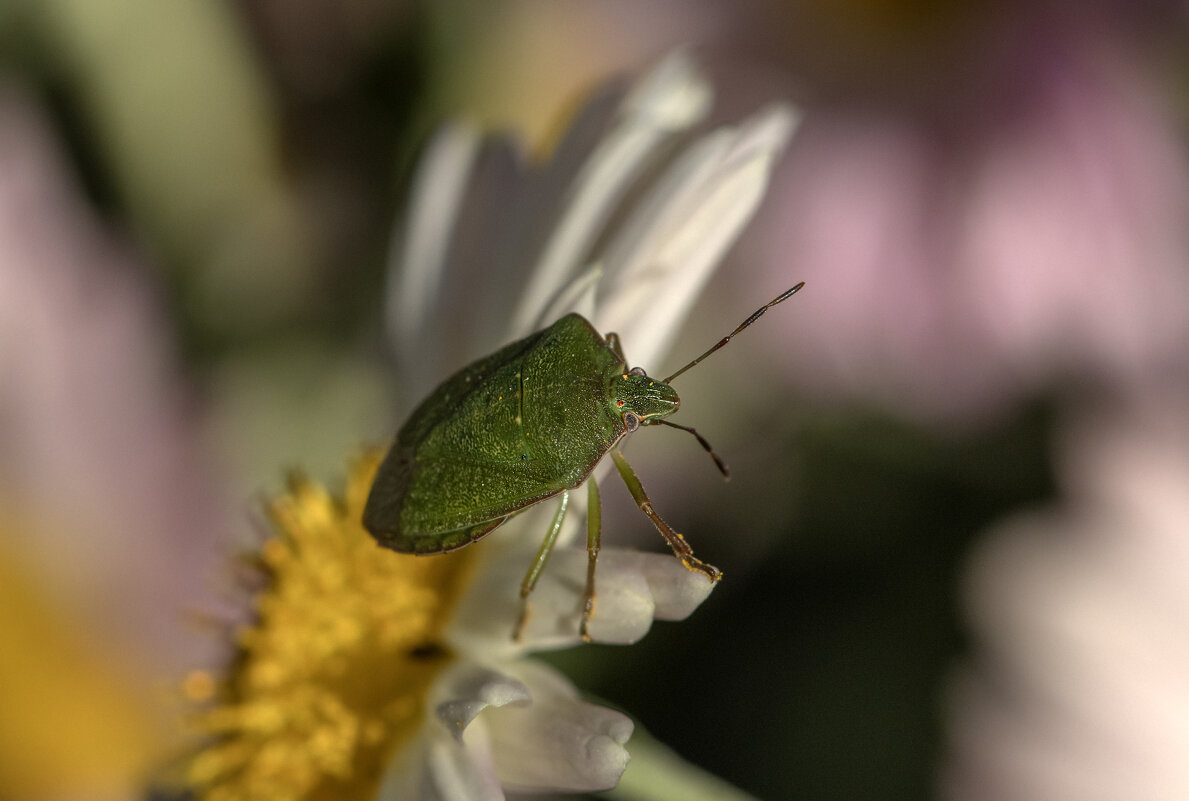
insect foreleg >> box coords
[609,449,723,583]
[579,479,601,642]
[513,489,569,641]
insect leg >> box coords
[513,489,569,641]
[609,449,723,582]
[579,479,601,642]
[605,332,626,363]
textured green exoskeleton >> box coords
[364,283,804,640]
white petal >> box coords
[595,103,800,371]
[509,53,712,336]
[433,663,533,741]
[620,49,712,130]
[388,122,481,374]
[539,262,603,324]
[378,663,535,801]
[377,722,504,801]
[612,549,720,621]
[380,660,633,798]
[483,660,633,792]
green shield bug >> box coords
[364,282,804,640]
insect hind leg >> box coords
[579,478,601,642]
[609,449,722,582]
[513,490,569,641]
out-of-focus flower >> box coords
[0,83,234,800]
[0,82,232,673]
[943,389,1189,800]
[745,2,1189,422]
[187,53,797,799]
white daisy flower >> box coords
[186,52,797,800]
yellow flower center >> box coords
[187,452,478,801]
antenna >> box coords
[657,419,730,479]
[663,282,805,384]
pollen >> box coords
[185,452,478,801]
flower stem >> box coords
[601,728,762,801]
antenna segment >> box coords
[663,282,805,383]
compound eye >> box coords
[623,411,640,432]
[628,366,647,376]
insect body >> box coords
[364,283,804,640]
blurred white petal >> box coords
[620,48,712,128]
[389,122,482,376]
[388,53,798,402]
[540,262,603,324]
[509,51,712,336]
[595,103,799,371]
